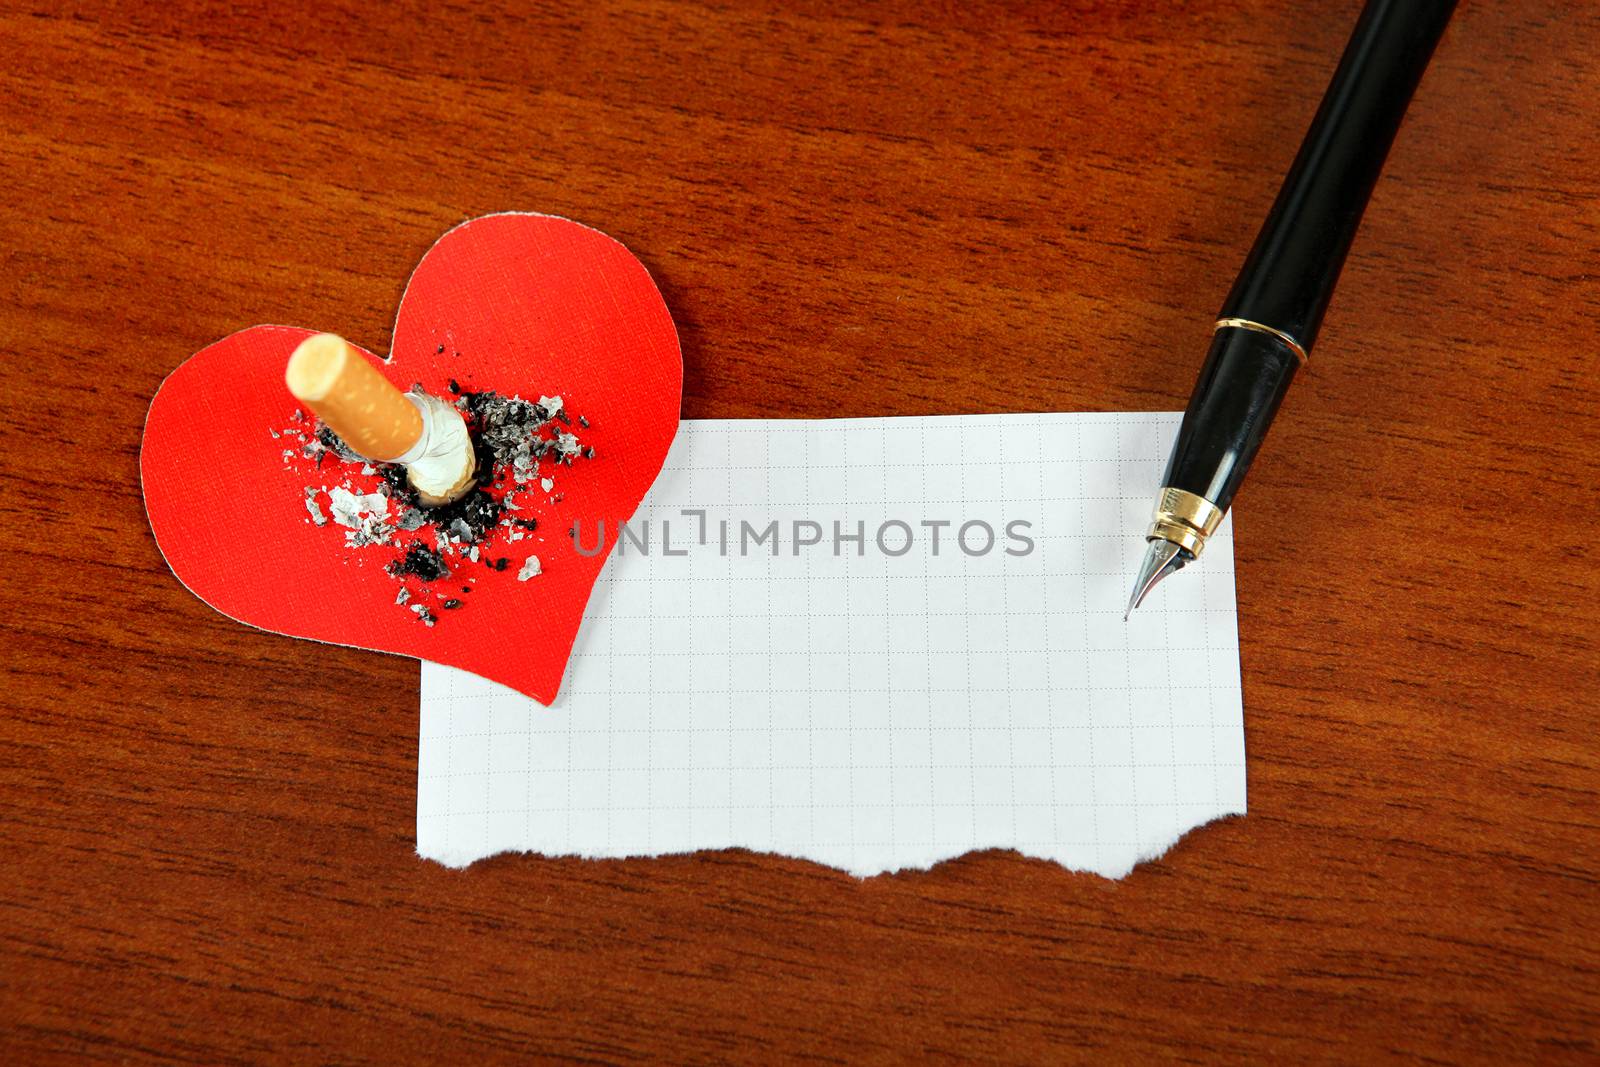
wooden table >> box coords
[5,1,1596,1060]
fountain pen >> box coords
[1126,0,1456,617]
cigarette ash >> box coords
[327,487,393,547]
[456,391,592,484]
[276,386,593,625]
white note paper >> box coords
[418,414,1244,878]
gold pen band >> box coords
[1146,487,1224,557]
[1214,317,1309,366]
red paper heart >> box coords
[142,214,681,704]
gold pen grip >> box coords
[1146,487,1223,557]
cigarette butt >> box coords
[285,334,423,462]
[413,461,477,508]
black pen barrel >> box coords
[1218,0,1457,349]
[1160,0,1455,518]
[1161,329,1299,512]
[1132,0,1457,610]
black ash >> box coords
[428,487,504,544]
[313,424,362,465]
[388,543,450,582]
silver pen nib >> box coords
[1125,539,1188,619]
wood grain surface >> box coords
[4,0,1597,1061]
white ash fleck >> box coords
[361,464,377,476]
[540,477,554,493]
[409,603,436,626]
[449,518,474,542]
[347,524,393,548]
[329,486,393,547]
[554,431,581,460]
[517,555,542,581]
[329,486,386,527]
[395,587,410,605]
[538,395,563,417]
[304,487,327,527]
[397,508,427,531]
[469,545,480,562]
